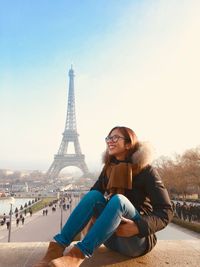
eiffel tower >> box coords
[46,66,89,179]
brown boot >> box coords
[33,241,65,267]
[49,246,85,267]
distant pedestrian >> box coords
[22,217,25,225]
[6,221,10,230]
[3,213,6,223]
[16,218,20,227]
[43,210,46,216]
[45,209,48,216]
[29,208,33,217]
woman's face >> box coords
[106,129,130,160]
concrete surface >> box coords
[0,240,199,267]
[0,206,70,242]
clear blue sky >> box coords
[0,0,200,173]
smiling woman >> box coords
[104,127,139,161]
[33,126,173,267]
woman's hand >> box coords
[115,217,139,237]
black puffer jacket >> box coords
[90,143,173,254]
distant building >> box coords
[0,183,10,193]
[11,182,29,193]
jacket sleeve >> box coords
[135,167,174,237]
[90,170,106,194]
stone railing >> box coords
[0,240,199,267]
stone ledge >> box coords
[0,240,199,267]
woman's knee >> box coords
[79,190,107,220]
[83,190,106,203]
[108,194,129,208]
[108,194,140,220]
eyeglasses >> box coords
[105,135,126,143]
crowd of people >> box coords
[0,198,38,230]
[0,207,33,229]
[172,200,200,223]
[42,195,73,217]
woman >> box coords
[34,126,173,267]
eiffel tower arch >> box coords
[46,66,89,180]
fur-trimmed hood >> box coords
[131,141,154,169]
[103,141,154,170]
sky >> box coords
[0,0,200,174]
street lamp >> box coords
[8,197,15,242]
[60,191,63,231]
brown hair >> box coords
[103,126,139,168]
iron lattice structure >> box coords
[46,66,89,179]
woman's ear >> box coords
[125,143,131,150]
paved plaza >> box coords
[0,196,199,267]
[0,201,73,242]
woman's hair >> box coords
[103,126,139,167]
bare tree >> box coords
[155,146,200,198]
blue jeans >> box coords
[54,190,147,258]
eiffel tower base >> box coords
[46,154,89,180]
